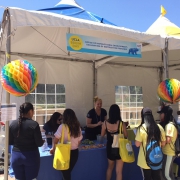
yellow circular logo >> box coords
[69,35,83,50]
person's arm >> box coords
[86,118,102,128]
[166,136,172,144]
[135,141,141,147]
[34,125,44,147]
[161,141,166,147]
[122,122,128,138]
[159,124,166,147]
[50,137,59,154]
[50,125,62,154]
[101,121,106,137]
[78,129,83,146]
[135,128,142,147]
[165,123,174,144]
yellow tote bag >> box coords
[53,124,71,170]
[119,122,135,163]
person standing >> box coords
[101,104,127,180]
[43,112,62,145]
[158,105,178,180]
[9,102,44,180]
[50,109,83,180]
[135,107,166,180]
[85,96,107,140]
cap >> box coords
[157,105,173,114]
[143,107,152,115]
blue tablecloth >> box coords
[9,144,142,180]
[38,144,142,180]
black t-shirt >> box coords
[9,118,44,152]
[87,108,107,124]
[85,108,107,140]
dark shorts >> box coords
[106,142,121,161]
[11,149,40,180]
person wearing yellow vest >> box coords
[158,105,178,180]
[135,107,166,180]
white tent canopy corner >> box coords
[146,14,180,118]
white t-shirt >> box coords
[54,124,83,150]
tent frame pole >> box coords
[93,61,97,105]
[4,9,11,180]
[163,38,169,79]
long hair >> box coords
[160,107,175,129]
[138,108,145,128]
[144,113,161,144]
[47,112,61,133]
[108,104,122,124]
[17,102,34,137]
[63,109,81,138]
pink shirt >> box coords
[54,124,83,150]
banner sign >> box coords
[66,33,142,58]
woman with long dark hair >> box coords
[135,107,166,180]
[158,105,178,180]
[101,104,127,180]
[50,109,83,180]
[43,112,62,145]
[9,102,44,180]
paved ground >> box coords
[0,175,15,180]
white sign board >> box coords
[1,104,17,121]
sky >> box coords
[0,0,180,32]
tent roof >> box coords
[146,15,180,38]
[1,7,165,68]
[38,0,116,26]
[146,15,180,52]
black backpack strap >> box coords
[140,126,147,158]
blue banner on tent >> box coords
[66,33,142,58]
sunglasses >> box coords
[58,118,62,121]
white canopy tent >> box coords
[0,7,167,124]
[0,4,176,179]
